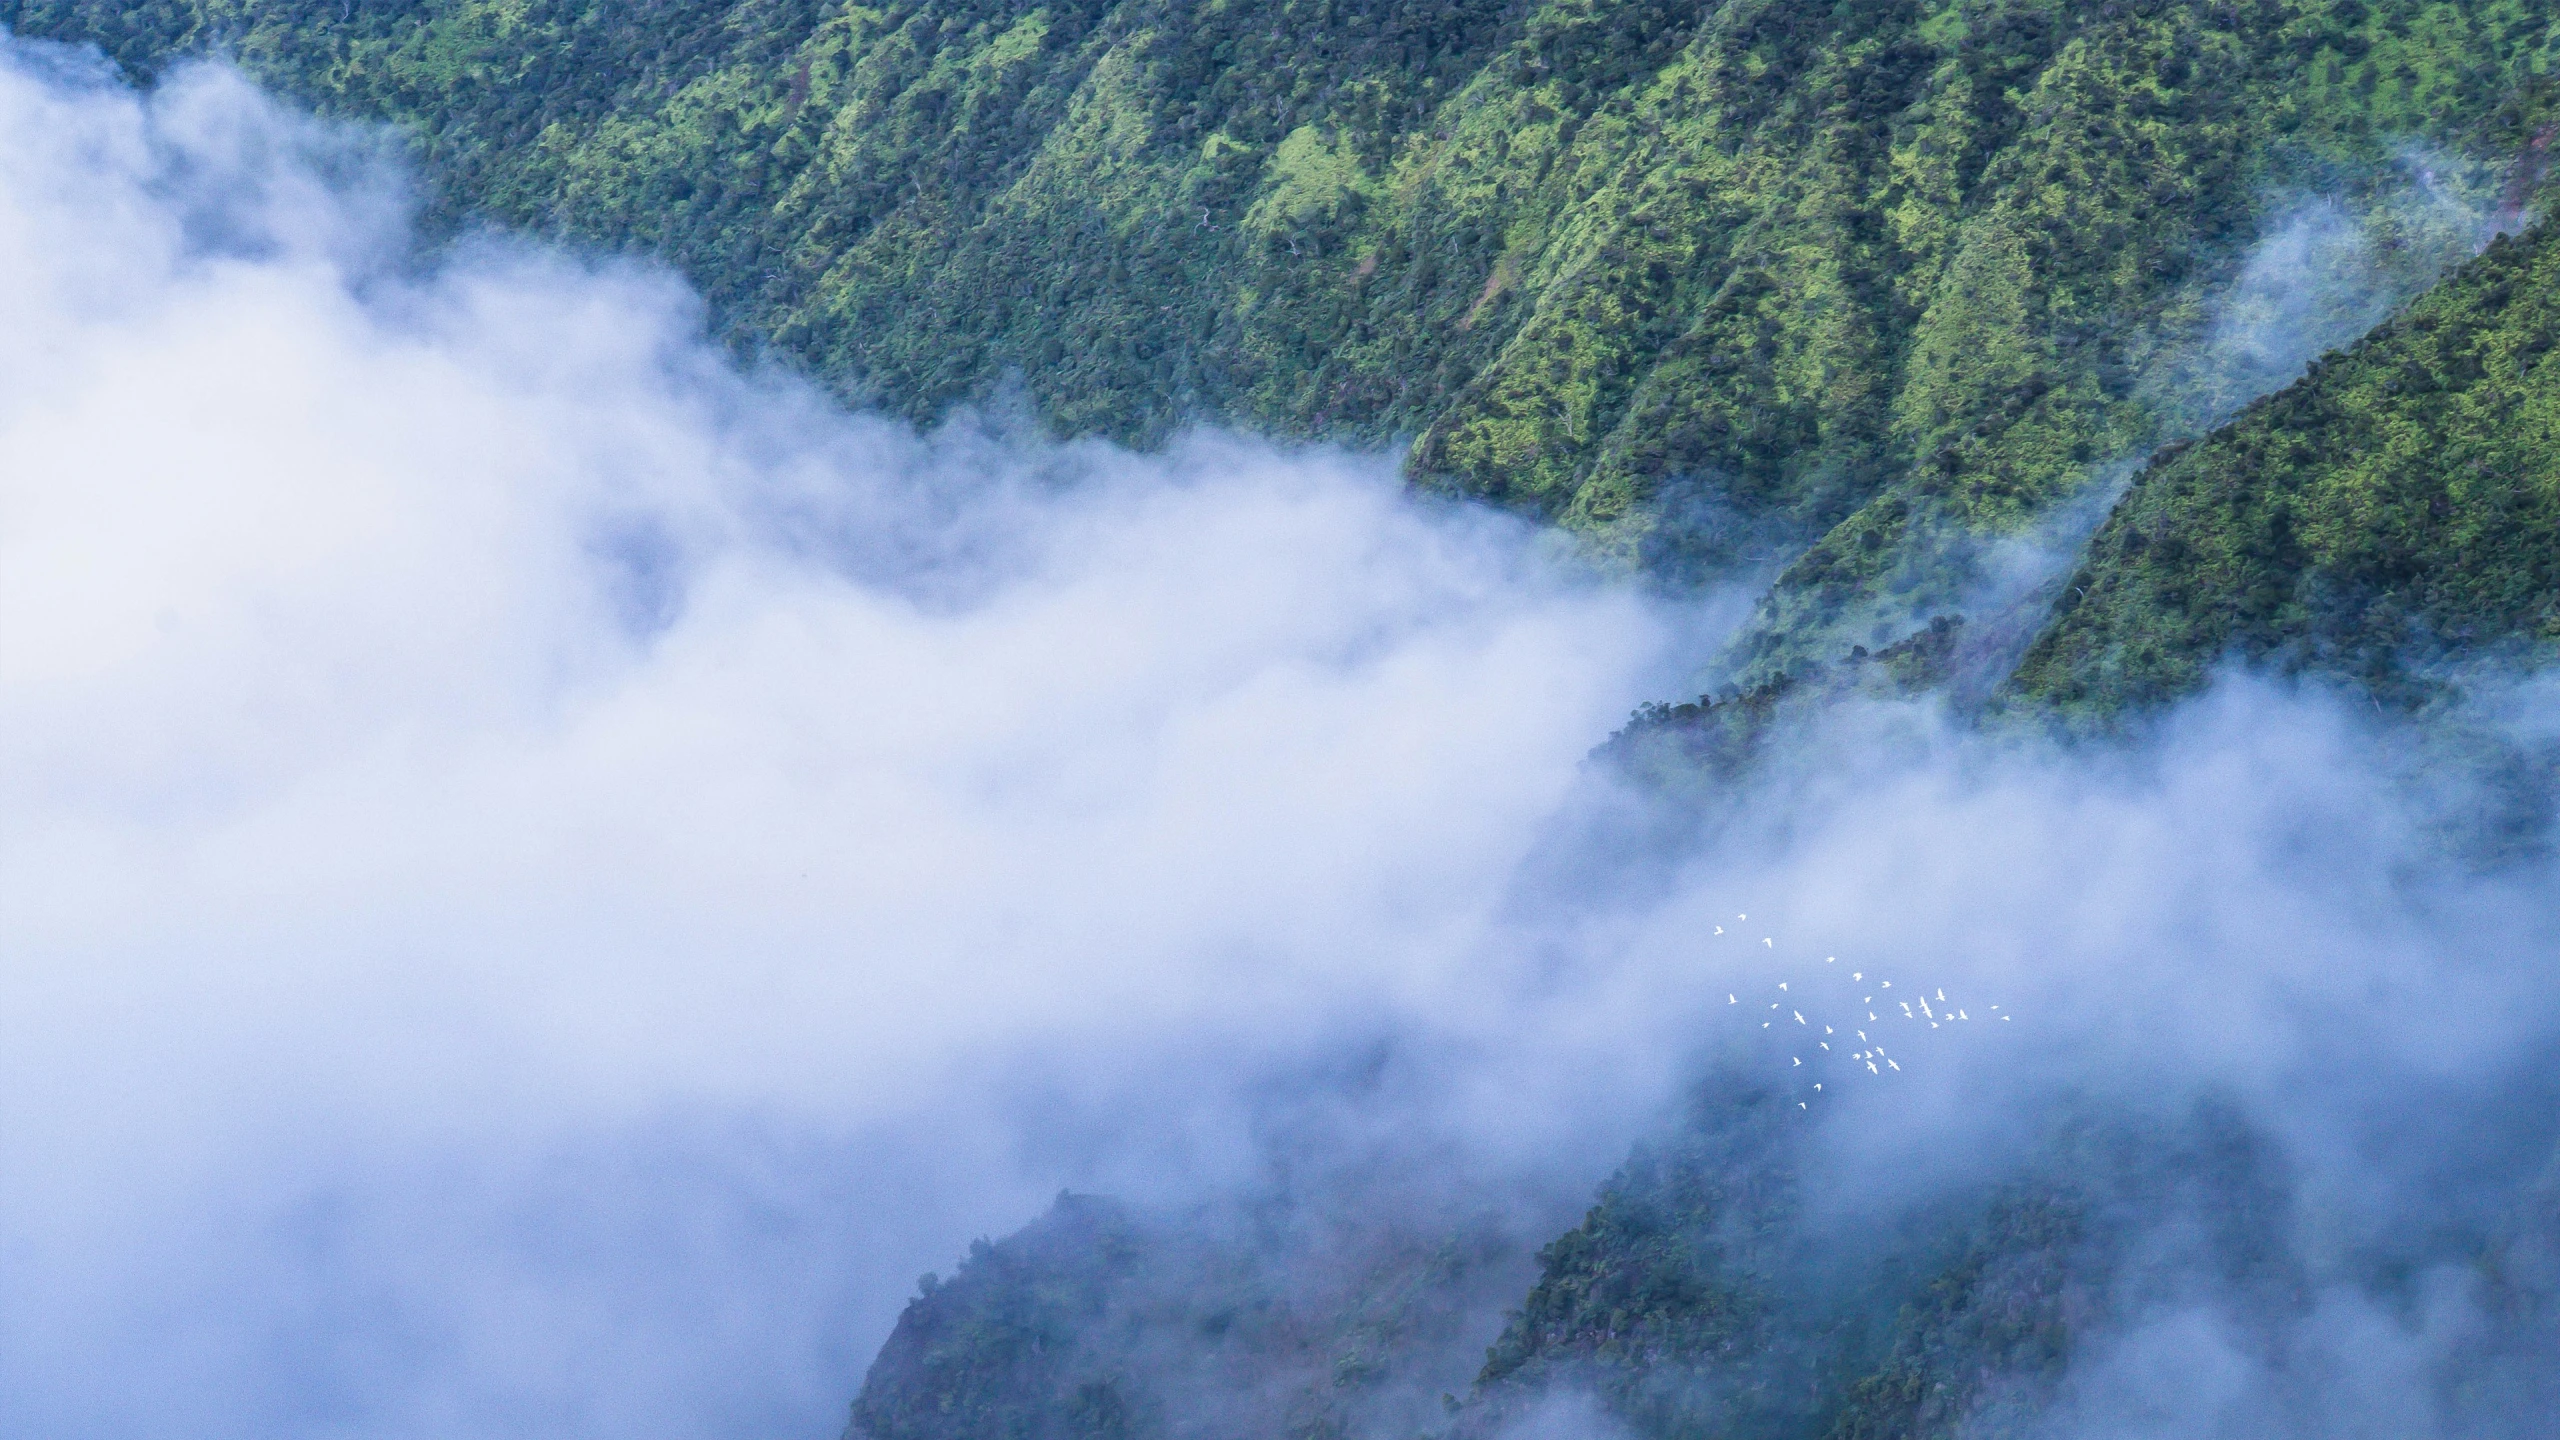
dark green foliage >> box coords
[1462,1090,2302,1440]
[10,0,2560,686]
[1818,1194,2086,1440]
[846,1184,1539,1440]
[2015,217,2560,711]
[1597,615,1967,790]
[1475,1088,1788,1391]
[1465,1082,1818,1440]
[1599,670,1812,792]
[851,1194,1156,1440]
[845,1091,2330,1440]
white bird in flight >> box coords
[1710,928,2004,1087]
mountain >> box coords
[2016,215,2560,711]
[846,1075,2560,1440]
[16,4,2560,1438]
[11,0,2560,686]
[845,1185,1542,1440]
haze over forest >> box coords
[2,3,2560,1439]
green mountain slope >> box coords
[1460,1091,2293,1440]
[14,7,2560,1435]
[843,1085,2352,1440]
[11,0,2560,680]
[2013,216,2560,710]
[848,1078,2560,1440]
[842,1184,1542,1440]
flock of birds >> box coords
[1709,913,2009,1109]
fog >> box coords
[0,40,1676,1438]
[3,33,2557,1440]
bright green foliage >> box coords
[2014,216,2560,710]
[10,0,2560,683]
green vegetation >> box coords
[1451,1088,2302,1440]
[846,1184,1537,1440]
[16,4,2560,1434]
[849,1087,2319,1440]
[852,1195,1157,1440]
[1597,614,1970,792]
[11,0,2560,685]
[2014,215,2560,710]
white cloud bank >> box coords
[0,41,1672,1440]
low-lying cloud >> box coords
[0,39,1673,1440]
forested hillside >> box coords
[844,1074,2560,1440]
[11,0,2560,681]
[16,6,2560,1439]
[845,1187,1540,1440]
[2016,216,2560,709]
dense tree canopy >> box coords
[12,0,2560,689]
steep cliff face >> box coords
[11,0,2560,685]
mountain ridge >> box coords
[14,0,2560,690]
